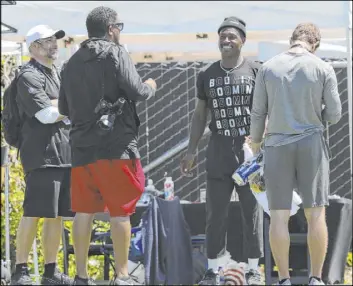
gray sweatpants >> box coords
[264,132,330,210]
[205,134,263,259]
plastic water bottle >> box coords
[243,142,254,161]
[145,179,155,193]
[218,267,225,284]
[138,179,154,205]
[164,175,174,201]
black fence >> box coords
[135,61,351,200]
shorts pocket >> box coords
[122,162,144,195]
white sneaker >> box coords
[309,277,325,285]
[110,276,137,285]
[277,278,291,285]
[245,269,262,285]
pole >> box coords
[4,146,11,271]
[19,42,23,66]
[32,240,40,285]
[345,0,352,178]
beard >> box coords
[38,48,58,60]
[219,44,242,59]
[47,49,59,60]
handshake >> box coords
[144,78,157,90]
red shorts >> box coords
[71,159,145,217]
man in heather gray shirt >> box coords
[250,23,341,286]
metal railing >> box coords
[143,128,210,174]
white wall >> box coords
[258,40,347,62]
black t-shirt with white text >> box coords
[197,58,260,138]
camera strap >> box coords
[100,57,106,102]
[99,46,124,110]
[99,44,114,103]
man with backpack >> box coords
[2,25,74,285]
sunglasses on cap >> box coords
[34,36,57,46]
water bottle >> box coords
[218,267,225,285]
[145,179,155,193]
[138,179,154,205]
[164,175,174,201]
[243,142,253,161]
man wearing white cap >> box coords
[11,25,74,285]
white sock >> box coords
[248,258,259,270]
[208,258,219,272]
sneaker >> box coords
[10,269,32,285]
[109,276,137,285]
[198,269,220,285]
[277,278,291,285]
[309,277,325,285]
[73,275,96,285]
[41,269,74,285]
[245,269,262,285]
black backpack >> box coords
[1,63,62,149]
[1,69,22,148]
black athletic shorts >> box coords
[23,168,75,218]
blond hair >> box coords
[290,23,321,51]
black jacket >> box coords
[142,197,194,285]
[59,38,155,166]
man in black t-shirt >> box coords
[11,25,74,286]
[181,17,263,285]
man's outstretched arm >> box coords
[181,71,208,177]
[186,99,208,155]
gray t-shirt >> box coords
[250,49,342,146]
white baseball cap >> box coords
[26,25,65,47]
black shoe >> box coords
[198,269,220,285]
[10,269,32,285]
[41,269,74,285]
[73,275,96,285]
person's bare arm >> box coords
[186,99,208,155]
[181,70,208,177]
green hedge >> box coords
[0,147,114,280]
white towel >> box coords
[243,143,302,217]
